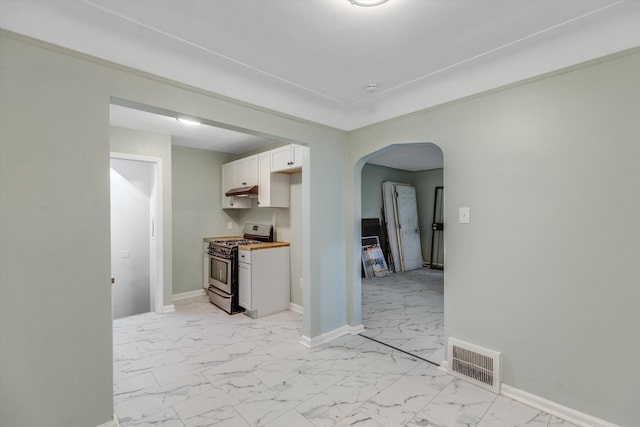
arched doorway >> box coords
[355,142,445,365]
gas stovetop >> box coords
[207,223,273,257]
[208,239,268,258]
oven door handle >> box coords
[207,286,231,299]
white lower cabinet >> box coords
[238,261,251,309]
[238,246,290,318]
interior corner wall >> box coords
[171,145,234,295]
[109,126,174,307]
[0,35,113,427]
[347,50,640,426]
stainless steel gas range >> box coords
[206,223,273,314]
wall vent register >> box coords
[448,338,501,393]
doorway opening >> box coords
[110,153,163,318]
[357,142,445,365]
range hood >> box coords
[225,185,258,198]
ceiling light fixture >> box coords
[176,117,201,126]
[349,0,389,6]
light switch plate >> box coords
[227,222,233,230]
[459,207,470,224]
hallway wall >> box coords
[348,50,640,426]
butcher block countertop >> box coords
[238,242,290,250]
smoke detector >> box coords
[365,82,378,93]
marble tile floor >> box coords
[113,295,578,427]
[361,267,445,364]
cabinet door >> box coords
[221,163,235,208]
[270,146,293,172]
[238,262,251,309]
[236,155,258,187]
[291,144,305,169]
[221,161,252,209]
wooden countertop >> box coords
[238,242,290,250]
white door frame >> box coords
[110,152,164,314]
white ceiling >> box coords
[109,103,275,155]
[1,0,638,168]
[367,143,443,172]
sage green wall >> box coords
[360,163,414,219]
[0,36,113,426]
[171,145,234,295]
[347,51,640,426]
[0,31,347,426]
[110,126,174,306]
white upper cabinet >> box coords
[221,156,258,209]
[235,155,258,187]
[257,152,289,208]
[221,146,305,209]
[271,144,304,173]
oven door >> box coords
[208,254,232,294]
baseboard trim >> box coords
[96,413,119,427]
[288,303,303,314]
[160,304,175,313]
[172,289,206,301]
[300,324,365,348]
[437,364,617,427]
[500,384,619,427]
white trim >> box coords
[349,324,365,335]
[300,324,365,348]
[437,363,618,427]
[96,414,119,427]
[173,289,206,301]
[110,152,164,314]
[288,302,303,314]
[161,304,175,313]
[500,384,619,427]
